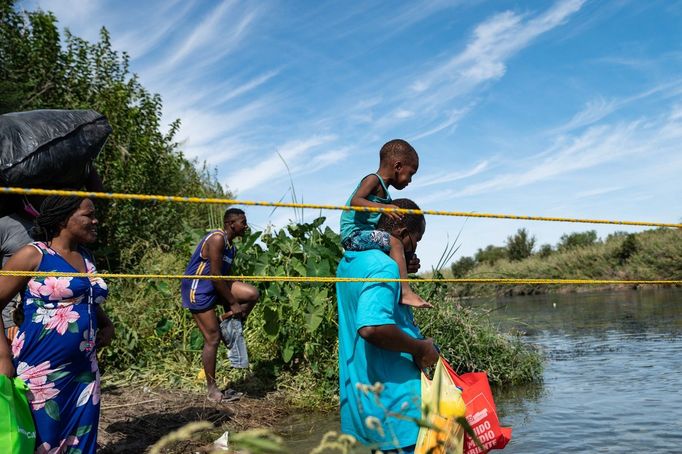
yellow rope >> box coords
[4,187,680,228]
[0,270,679,285]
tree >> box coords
[538,243,553,258]
[451,256,476,277]
[475,245,507,266]
[506,228,535,261]
[557,230,598,252]
[615,233,638,265]
[1,2,226,268]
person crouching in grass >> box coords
[181,208,259,403]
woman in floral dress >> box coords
[0,196,114,454]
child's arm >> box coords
[350,175,402,220]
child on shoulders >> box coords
[340,139,430,308]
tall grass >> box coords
[448,228,682,298]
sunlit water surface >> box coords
[279,289,682,453]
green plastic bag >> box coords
[0,375,36,454]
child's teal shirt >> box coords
[340,174,391,242]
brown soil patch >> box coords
[98,385,292,453]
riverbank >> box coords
[98,385,294,453]
[445,228,681,298]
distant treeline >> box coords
[448,227,682,297]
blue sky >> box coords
[24,0,682,270]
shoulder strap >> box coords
[199,229,228,260]
[30,241,47,255]
[372,173,390,196]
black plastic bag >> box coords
[0,109,112,189]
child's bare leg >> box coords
[389,236,432,308]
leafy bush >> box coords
[474,245,507,266]
[506,228,535,261]
[557,230,598,251]
[615,233,638,265]
[538,243,553,258]
[0,3,225,270]
[451,256,476,278]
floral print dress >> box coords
[11,242,108,454]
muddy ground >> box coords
[98,385,293,453]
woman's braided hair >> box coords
[31,196,84,242]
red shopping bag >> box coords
[441,358,511,454]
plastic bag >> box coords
[0,109,111,190]
[0,375,36,454]
[441,358,511,454]
[416,357,465,454]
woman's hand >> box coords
[0,356,15,378]
[95,306,115,348]
[95,324,114,348]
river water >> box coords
[282,288,682,452]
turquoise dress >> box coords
[11,241,108,454]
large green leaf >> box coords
[75,371,95,383]
[189,328,204,350]
[282,342,295,363]
[305,304,325,333]
[45,399,60,421]
[290,259,306,277]
[262,305,279,339]
[46,370,70,382]
[288,286,302,311]
[75,424,92,436]
[155,317,173,336]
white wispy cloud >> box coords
[112,0,193,60]
[357,0,586,140]
[222,135,337,193]
[142,0,261,80]
[575,186,623,198]
[411,0,585,96]
[429,104,682,201]
[551,98,618,134]
[548,79,682,134]
[410,107,471,140]
[418,161,489,188]
[387,0,469,30]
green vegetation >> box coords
[102,219,543,410]
[1,0,224,270]
[3,0,542,409]
[449,227,682,297]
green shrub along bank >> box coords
[101,218,543,410]
[449,228,682,298]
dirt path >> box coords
[98,385,292,453]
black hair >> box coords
[376,198,425,235]
[31,196,84,242]
[223,208,246,223]
[379,139,418,165]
